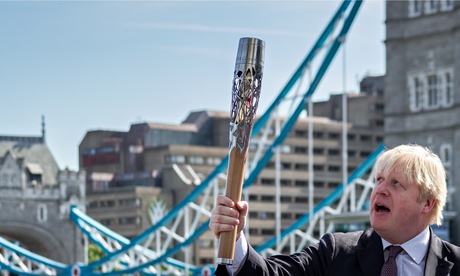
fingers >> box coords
[209,212,238,239]
[215,194,235,208]
[209,195,248,239]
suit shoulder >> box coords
[330,231,363,243]
[442,239,460,256]
[323,229,375,250]
[431,231,460,264]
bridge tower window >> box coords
[37,204,48,223]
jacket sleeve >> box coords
[215,264,231,276]
[232,233,336,276]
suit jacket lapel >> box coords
[425,228,454,276]
[356,229,385,275]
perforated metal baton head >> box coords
[229,37,265,154]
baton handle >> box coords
[216,148,247,264]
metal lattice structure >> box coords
[0,236,77,276]
[0,1,367,275]
[256,144,384,256]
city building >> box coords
[86,185,170,239]
[385,0,459,242]
[79,76,384,264]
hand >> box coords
[209,195,248,240]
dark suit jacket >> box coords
[215,228,460,276]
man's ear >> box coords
[422,198,436,214]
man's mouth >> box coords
[375,204,390,212]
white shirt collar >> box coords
[381,227,430,264]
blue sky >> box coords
[0,1,385,171]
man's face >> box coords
[369,167,432,244]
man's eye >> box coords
[393,181,403,188]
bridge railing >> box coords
[70,206,201,275]
[0,142,383,276]
[0,235,74,276]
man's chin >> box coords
[369,215,387,230]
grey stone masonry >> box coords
[385,0,460,243]
[0,138,86,264]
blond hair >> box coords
[374,144,447,225]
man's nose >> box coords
[375,180,389,196]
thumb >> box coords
[235,201,248,240]
[236,201,248,218]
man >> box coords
[209,144,460,275]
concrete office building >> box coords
[385,0,459,242]
[86,186,172,239]
[79,76,384,265]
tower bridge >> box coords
[1,0,458,274]
[0,1,370,274]
[0,1,368,274]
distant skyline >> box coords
[0,1,385,171]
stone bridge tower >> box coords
[0,135,86,264]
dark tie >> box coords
[380,245,403,276]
